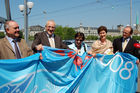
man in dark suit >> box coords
[32,20,69,52]
[113,26,139,64]
[0,20,33,59]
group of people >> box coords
[0,20,139,64]
[71,25,140,64]
[0,20,68,59]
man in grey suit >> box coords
[0,20,33,59]
[32,20,69,52]
[113,26,139,64]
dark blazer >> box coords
[0,37,33,59]
[113,37,140,60]
[32,32,69,52]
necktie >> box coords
[13,40,21,59]
[49,37,55,48]
[122,39,127,52]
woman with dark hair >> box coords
[88,26,113,55]
[68,32,88,56]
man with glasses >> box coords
[113,26,139,64]
[32,20,68,52]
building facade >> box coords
[74,23,121,37]
[22,25,44,36]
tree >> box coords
[54,25,76,40]
[0,32,5,38]
[19,31,24,39]
[86,35,98,40]
[63,27,76,40]
[132,36,140,41]
[54,25,63,39]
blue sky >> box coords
[1,0,140,29]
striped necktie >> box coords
[13,40,21,59]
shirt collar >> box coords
[123,37,130,42]
[46,32,54,38]
[6,36,19,42]
[6,36,14,43]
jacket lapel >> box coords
[54,35,59,48]
[4,37,15,53]
[43,32,50,46]
[124,38,132,51]
[119,37,123,52]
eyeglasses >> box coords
[76,39,83,42]
[47,26,55,29]
[123,31,130,35]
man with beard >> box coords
[32,20,69,52]
[0,20,33,59]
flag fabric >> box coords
[0,46,138,93]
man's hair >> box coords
[75,32,85,41]
[4,20,15,31]
[45,20,56,27]
[125,26,133,34]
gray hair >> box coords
[45,20,56,27]
[4,20,15,31]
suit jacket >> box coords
[0,37,33,59]
[32,32,69,52]
[113,37,140,60]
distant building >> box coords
[74,23,98,37]
[73,23,120,37]
[133,14,140,36]
[117,24,124,31]
[21,25,44,36]
[107,29,120,36]
[136,24,140,32]
[133,29,140,36]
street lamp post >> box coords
[130,0,132,26]
[19,0,33,43]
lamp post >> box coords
[43,11,47,21]
[130,0,132,26]
[19,0,33,43]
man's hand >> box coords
[74,50,78,54]
[39,53,43,60]
[87,51,96,57]
[136,59,140,65]
[36,44,43,51]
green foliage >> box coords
[106,35,121,42]
[132,36,140,41]
[86,35,122,42]
[19,31,24,39]
[55,26,63,39]
[0,31,24,39]
[54,26,76,40]
[86,35,140,42]
[86,35,98,40]
[29,36,34,41]
[0,32,5,38]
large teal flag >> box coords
[0,46,138,93]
